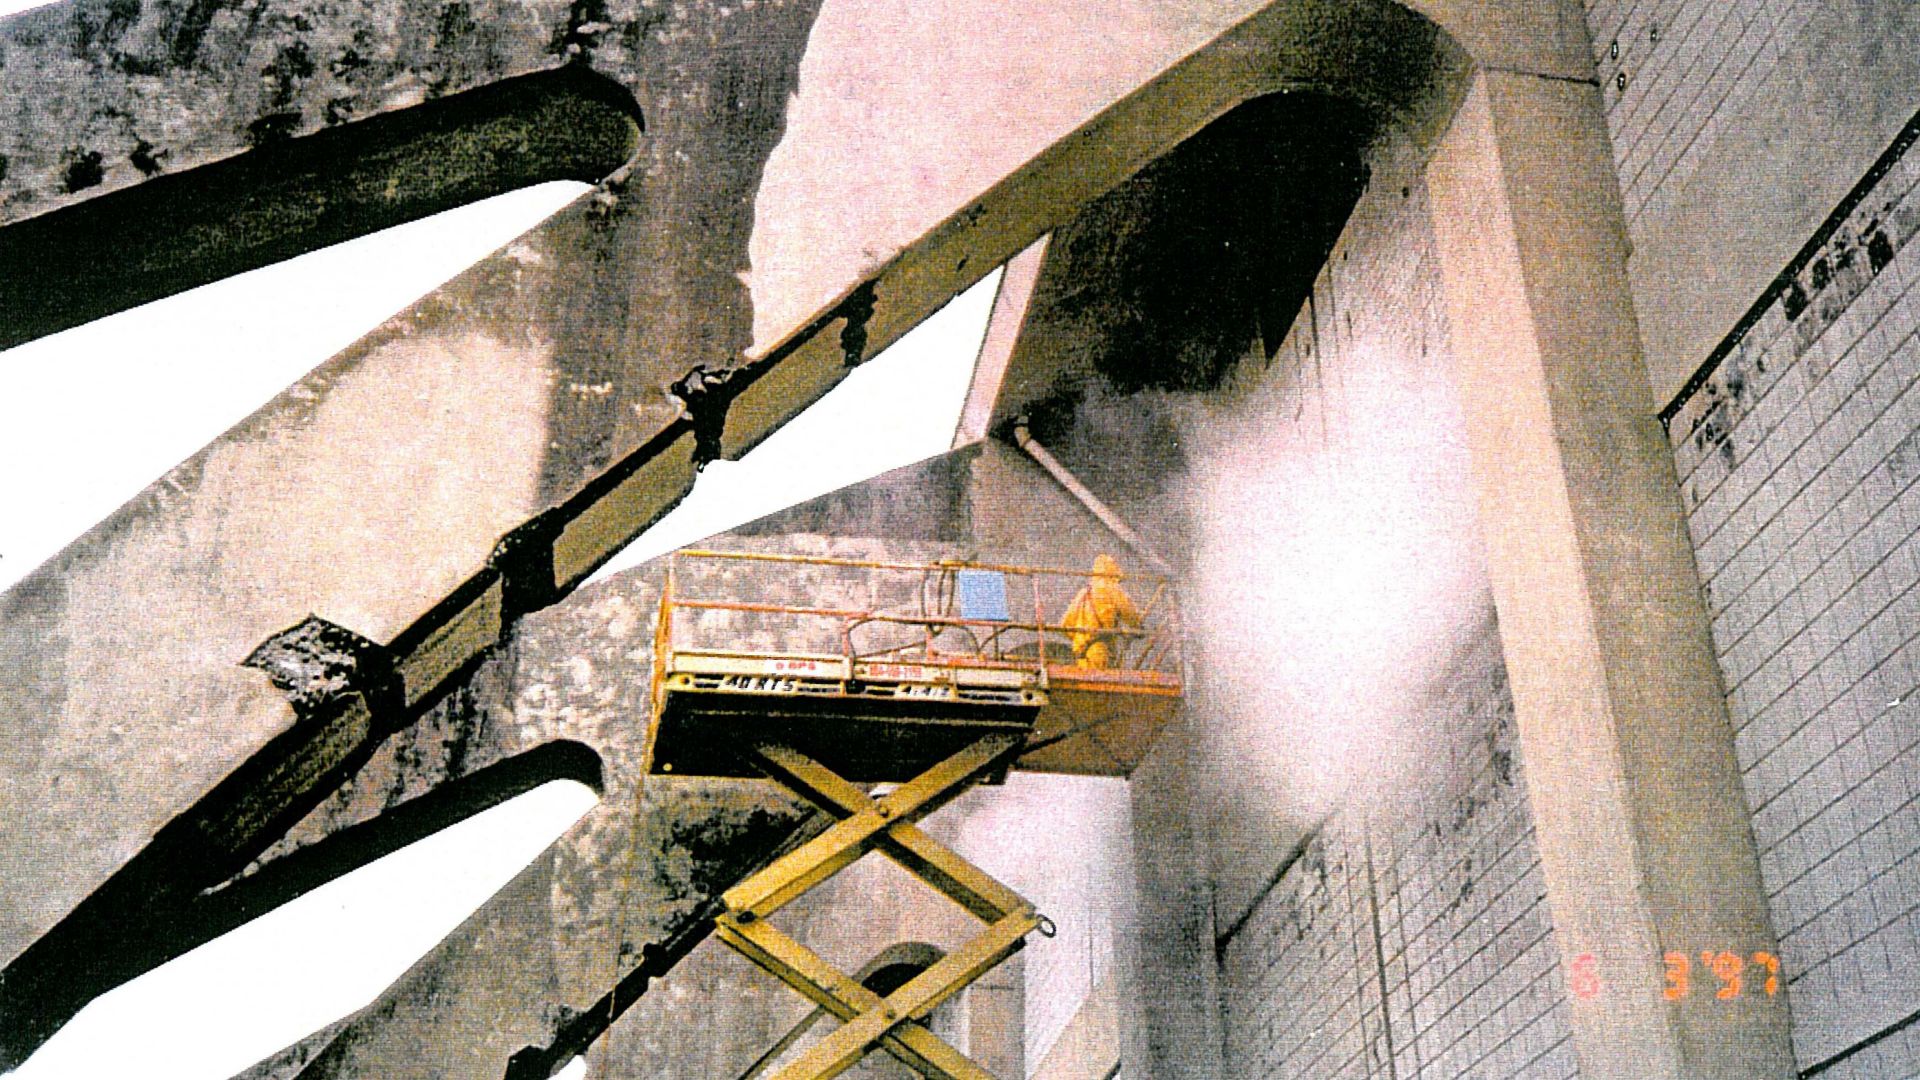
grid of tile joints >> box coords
[1665,118,1920,1069]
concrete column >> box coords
[1425,71,1795,1079]
[1127,718,1226,1080]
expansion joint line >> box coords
[1362,829,1401,1080]
[1481,64,1601,88]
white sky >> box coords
[0,180,996,1075]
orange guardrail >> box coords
[655,549,1183,684]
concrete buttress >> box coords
[1426,68,1797,1079]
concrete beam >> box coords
[0,64,644,348]
[953,238,1048,450]
[1426,69,1795,1079]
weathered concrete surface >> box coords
[1,0,831,1055]
[0,7,1694,1080]
[0,0,617,220]
[0,64,642,348]
[0,0,1543,1067]
[224,553,824,1080]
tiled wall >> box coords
[1585,0,1820,228]
[1368,627,1576,1080]
[1665,116,1920,1072]
[1203,141,1577,1079]
[1809,1022,1920,1080]
[1218,622,1577,1080]
[1221,819,1377,1078]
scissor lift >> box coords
[648,550,1184,1079]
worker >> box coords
[1061,554,1141,669]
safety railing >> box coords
[655,549,1183,684]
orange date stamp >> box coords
[1566,951,1781,1000]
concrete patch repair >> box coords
[4,1,1920,1077]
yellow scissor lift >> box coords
[648,550,1183,1079]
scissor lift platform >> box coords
[652,649,1042,782]
[651,550,1183,781]
[1022,666,1182,775]
[647,550,1183,1079]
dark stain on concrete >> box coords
[963,92,1381,565]
[262,39,316,108]
[59,147,104,191]
[838,278,878,366]
[436,2,477,52]
[243,614,399,716]
[1868,226,1895,272]
[670,363,738,467]
[551,0,610,60]
[1664,99,1920,429]
[2,0,585,224]
[1489,740,1514,788]
[1443,856,1474,916]
[163,0,229,68]
[1782,279,1810,319]
[243,111,301,146]
[127,136,164,174]
[327,43,367,79]
[1035,92,1374,397]
[525,0,830,503]
[70,0,142,56]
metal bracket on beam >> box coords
[242,613,402,720]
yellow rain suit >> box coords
[1062,554,1141,669]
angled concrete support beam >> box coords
[1426,69,1796,1079]
[953,238,1049,450]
